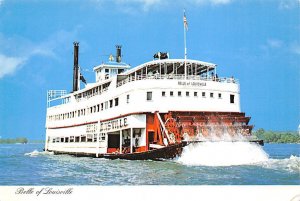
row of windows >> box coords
[48,97,120,121]
[147,91,223,100]
[147,91,235,103]
[50,133,106,143]
[163,91,222,98]
[75,83,110,100]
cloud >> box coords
[261,39,300,57]
[0,28,80,79]
[115,0,164,12]
[267,39,283,48]
[278,0,300,10]
[91,0,234,13]
[0,54,26,78]
[192,0,233,6]
[290,42,300,55]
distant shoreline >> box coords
[0,138,44,144]
[1,130,299,144]
[253,129,300,144]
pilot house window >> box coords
[115,98,119,106]
[230,94,235,103]
[147,92,152,101]
[127,94,130,103]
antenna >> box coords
[183,9,188,79]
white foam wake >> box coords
[24,150,54,157]
[261,155,300,173]
[177,141,269,166]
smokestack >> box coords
[116,45,122,63]
[73,42,79,92]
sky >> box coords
[0,0,299,140]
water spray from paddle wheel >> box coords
[162,111,260,144]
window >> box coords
[87,135,93,142]
[178,91,182,96]
[81,136,86,142]
[105,101,108,109]
[97,104,100,112]
[230,94,235,103]
[101,103,104,111]
[202,92,206,97]
[147,92,152,101]
[127,94,130,103]
[110,100,113,108]
[210,93,214,98]
[162,91,166,97]
[170,91,174,96]
[115,98,119,106]
[75,136,80,142]
[186,91,190,97]
[194,92,198,97]
[218,93,222,99]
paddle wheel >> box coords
[147,111,255,146]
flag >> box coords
[183,10,188,31]
[80,73,87,84]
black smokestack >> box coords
[73,42,79,92]
[116,45,122,63]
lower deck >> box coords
[45,111,257,158]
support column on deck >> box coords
[96,133,99,157]
[119,130,122,154]
[130,128,133,153]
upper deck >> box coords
[116,58,237,88]
[47,58,238,109]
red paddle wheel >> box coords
[149,111,254,143]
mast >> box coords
[183,10,188,79]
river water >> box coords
[0,143,299,185]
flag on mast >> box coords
[183,10,188,31]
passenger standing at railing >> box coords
[211,72,215,81]
[229,76,235,83]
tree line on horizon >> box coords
[0,137,28,144]
[253,129,300,143]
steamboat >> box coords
[45,21,265,160]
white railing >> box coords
[116,74,238,87]
[47,90,68,108]
[74,87,109,103]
